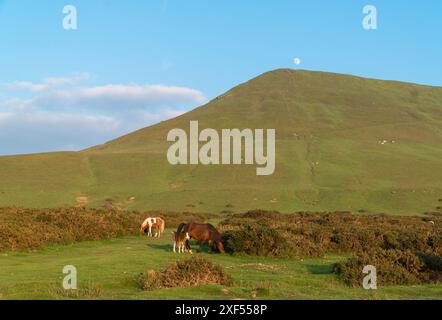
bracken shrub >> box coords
[333,249,442,287]
[223,224,294,257]
[138,257,234,291]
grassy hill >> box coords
[1,69,442,214]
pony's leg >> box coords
[148,226,152,237]
[208,240,213,253]
[173,241,176,253]
[184,240,192,254]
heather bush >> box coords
[333,249,425,286]
[138,257,234,291]
[219,211,442,258]
[333,249,442,287]
[223,224,294,257]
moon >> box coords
[294,58,301,65]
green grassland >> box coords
[1,69,442,213]
[1,231,441,300]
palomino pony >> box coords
[182,222,225,253]
[140,217,165,238]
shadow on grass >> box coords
[306,264,333,275]
[145,241,219,254]
[146,243,173,252]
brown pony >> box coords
[182,222,225,253]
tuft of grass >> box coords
[252,281,272,298]
[48,283,102,299]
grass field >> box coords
[1,231,441,300]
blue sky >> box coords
[0,0,441,155]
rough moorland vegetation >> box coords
[219,210,442,286]
[2,206,441,287]
[0,207,216,252]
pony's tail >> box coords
[216,241,225,254]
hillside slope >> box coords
[1,69,442,214]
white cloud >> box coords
[4,73,91,92]
[6,84,206,113]
[0,111,120,155]
[0,76,207,155]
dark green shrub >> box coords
[417,253,442,272]
[333,249,425,287]
[220,210,442,259]
[223,224,294,257]
[416,253,442,282]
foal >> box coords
[172,223,192,254]
[172,231,191,254]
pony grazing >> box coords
[182,222,225,253]
[140,217,165,238]
[172,223,192,254]
[172,231,191,254]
